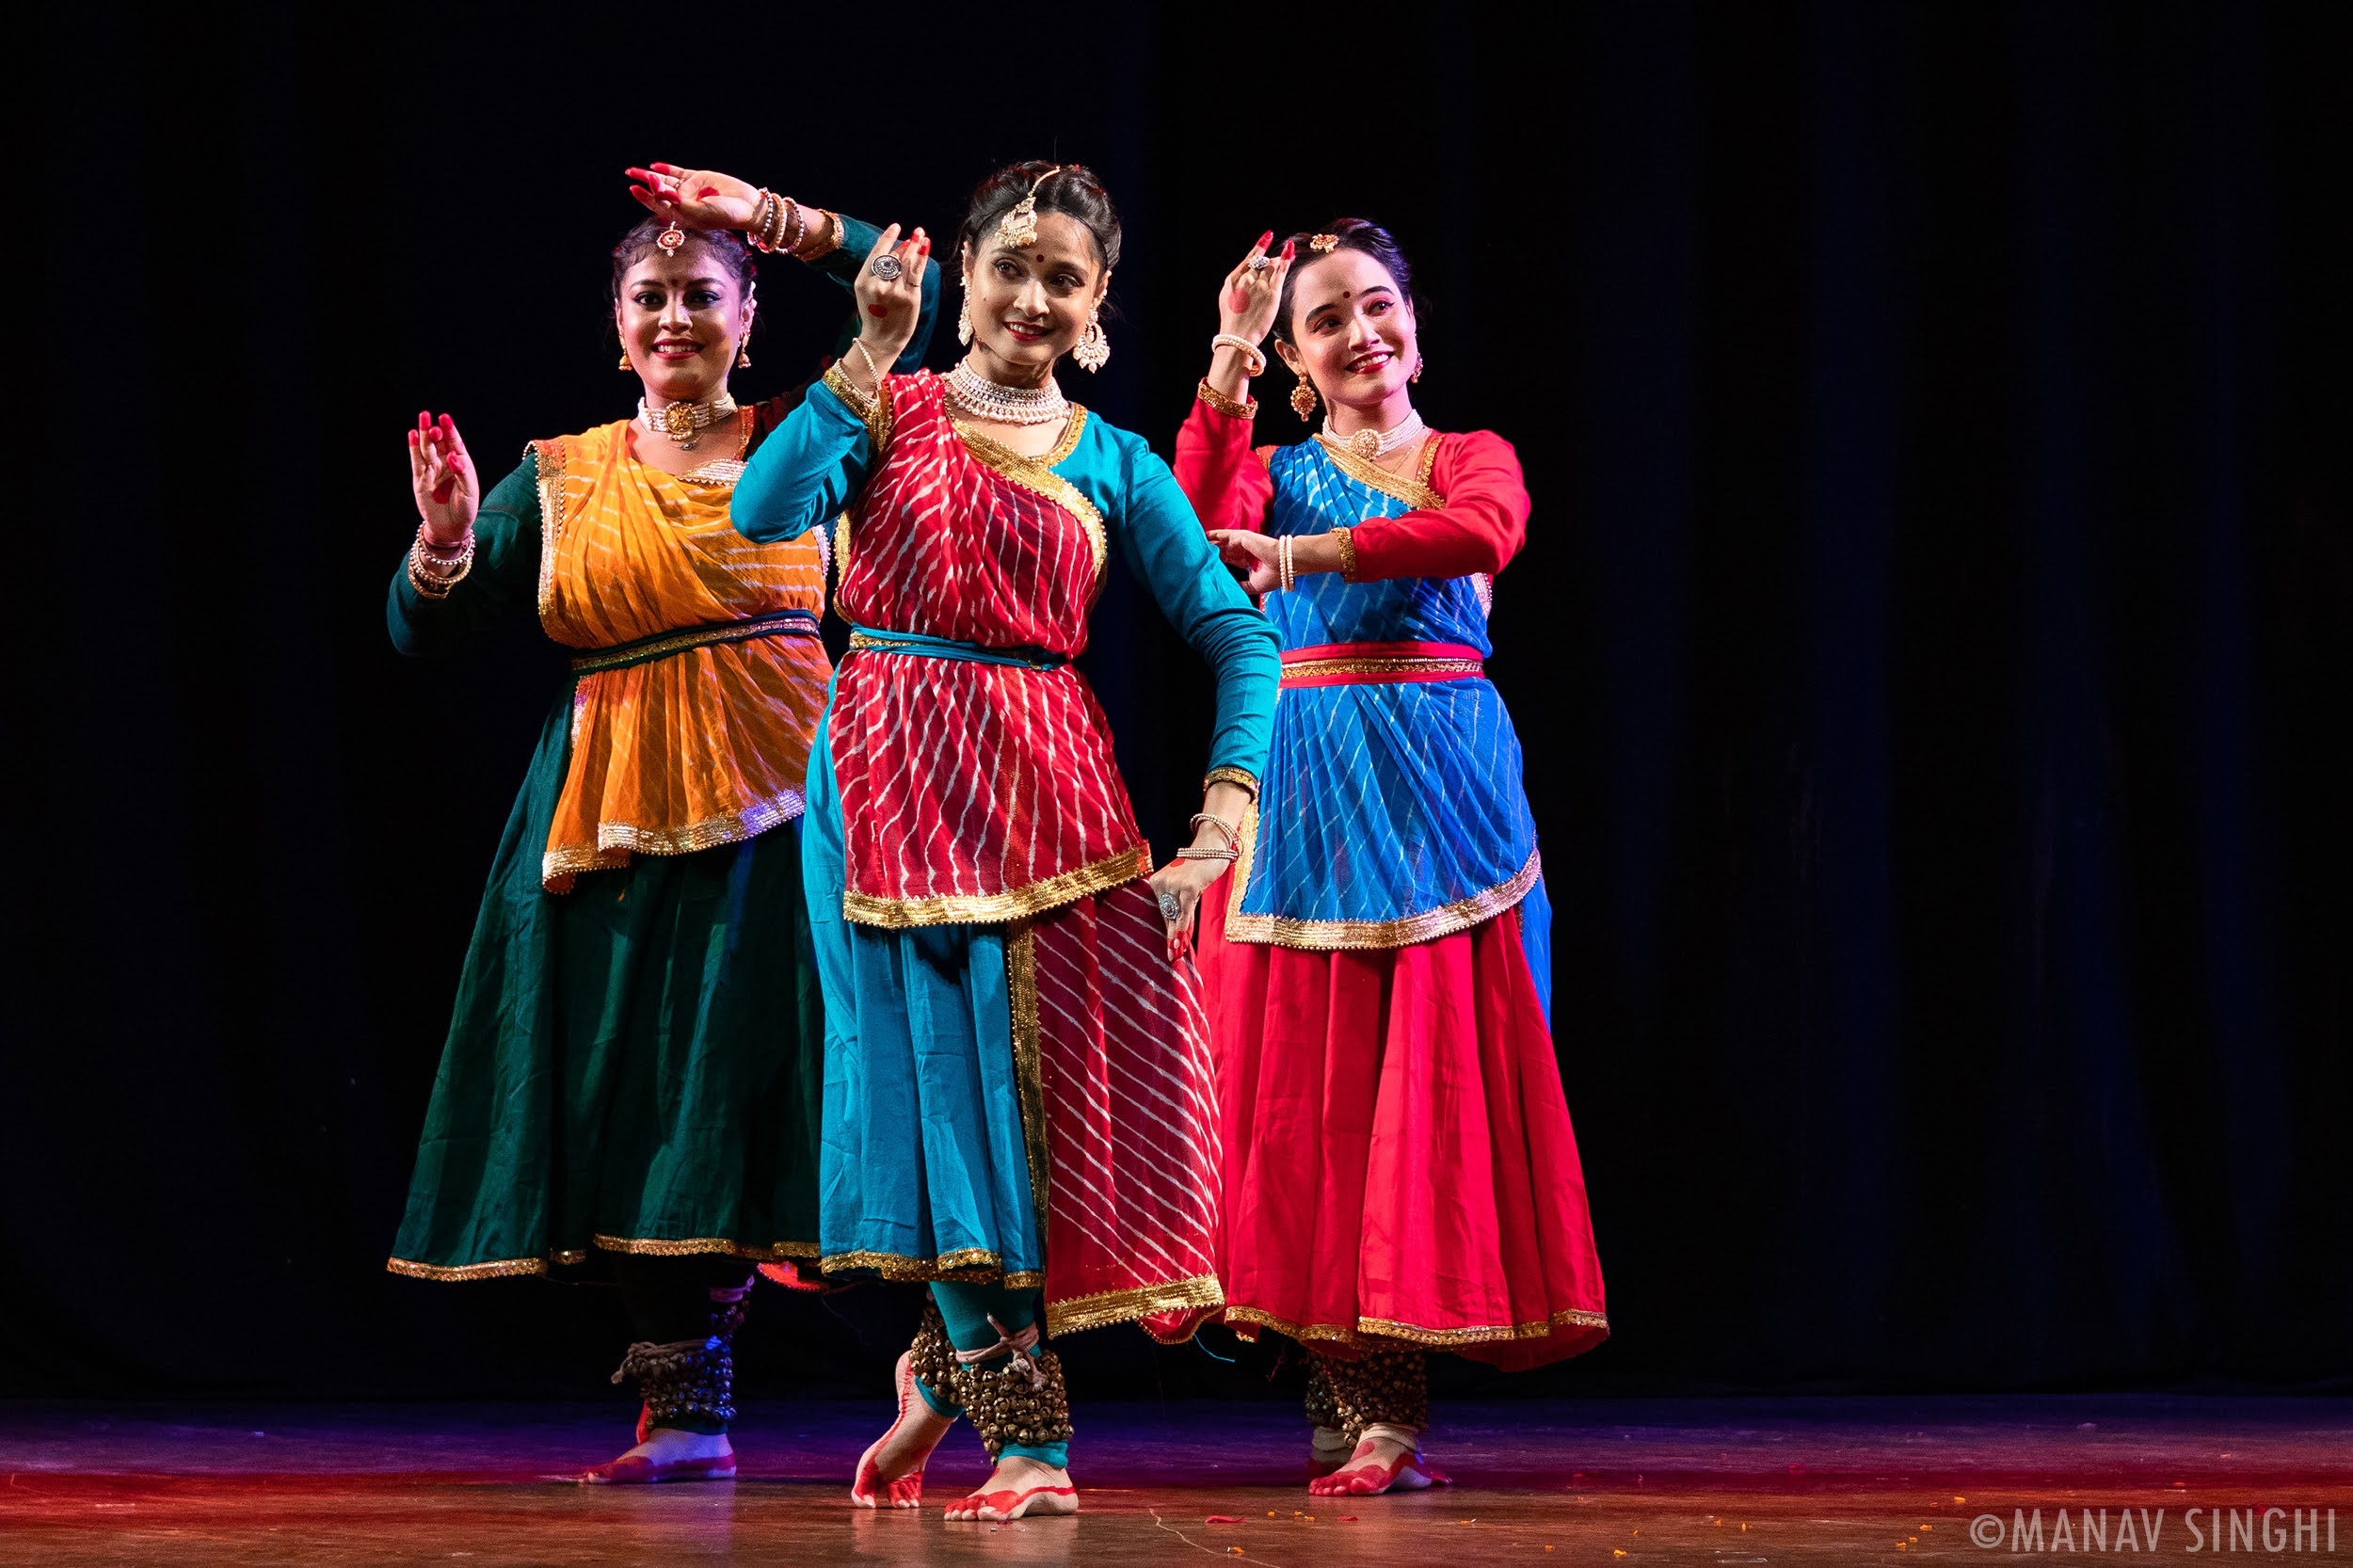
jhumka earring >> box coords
[1290,372,1318,422]
[737,344,751,369]
[1073,309,1110,372]
[1411,354,1424,384]
[619,348,632,370]
[957,295,973,346]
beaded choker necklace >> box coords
[946,360,1069,427]
[1319,408,1426,463]
[637,392,740,450]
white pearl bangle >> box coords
[1211,333,1268,377]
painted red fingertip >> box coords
[1282,239,1296,260]
[1257,231,1273,248]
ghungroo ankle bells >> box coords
[951,1317,1073,1458]
[611,1279,750,1433]
[1311,1347,1430,1444]
[907,1302,960,1402]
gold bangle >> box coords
[1201,766,1259,800]
[1195,378,1257,420]
[794,208,841,260]
[1334,524,1359,583]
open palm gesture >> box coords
[408,410,478,544]
[625,163,762,232]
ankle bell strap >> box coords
[953,1313,1046,1388]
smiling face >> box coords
[1276,248,1418,417]
[614,246,752,405]
[961,211,1108,378]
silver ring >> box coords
[1158,892,1184,922]
[869,254,904,281]
[1247,255,1272,271]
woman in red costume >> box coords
[733,163,1278,1521]
[1173,220,1609,1496]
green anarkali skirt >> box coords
[389,696,823,1280]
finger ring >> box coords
[1158,891,1184,922]
[869,254,904,281]
[1247,256,1272,271]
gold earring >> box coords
[618,348,632,370]
[1073,309,1110,372]
[1411,355,1423,384]
[1290,372,1317,422]
[737,344,751,369]
[956,295,973,346]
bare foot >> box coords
[585,1425,735,1484]
[943,1453,1078,1521]
[853,1388,954,1509]
[1306,1424,1446,1496]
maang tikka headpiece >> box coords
[997,167,1063,250]
[1308,233,1340,253]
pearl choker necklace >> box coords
[638,392,739,449]
[1320,408,1426,463]
[946,361,1069,427]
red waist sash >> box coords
[1278,639,1486,689]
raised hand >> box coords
[1207,528,1281,597]
[625,163,763,232]
[408,411,478,544]
[849,224,930,376]
[1219,232,1295,348]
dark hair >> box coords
[608,220,759,303]
[1273,218,1417,344]
[955,161,1123,272]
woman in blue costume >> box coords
[730,163,1279,1520]
[1175,221,1608,1496]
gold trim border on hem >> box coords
[817,1247,1043,1290]
[541,791,808,893]
[1045,1273,1225,1338]
[841,844,1151,930]
[1224,1302,1609,1352]
[1005,922,1053,1237]
[387,1234,821,1282]
[531,435,568,621]
[1225,847,1543,952]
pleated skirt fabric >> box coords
[1198,877,1608,1370]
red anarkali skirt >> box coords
[1198,891,1608,1370]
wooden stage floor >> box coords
[4,1395,2346,1565]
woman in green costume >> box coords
[386,167,936,1484]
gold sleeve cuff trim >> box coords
[541,791,807,894]
[954,412,1105,583]
[1224,848,1543,951]
[1224,1303,1609,1352]
[1195,378,1257,420]
[822,360,893,452]
[841,844,1151,930]
[1201,766,1260,799]
[1334,525,1360,583]
[1045,1273,1225,1337]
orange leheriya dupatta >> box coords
[531,416,831,892]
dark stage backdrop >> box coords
[10,2,2348,1404]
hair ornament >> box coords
[997,167,1063,251]
[1308,233,1340,253]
